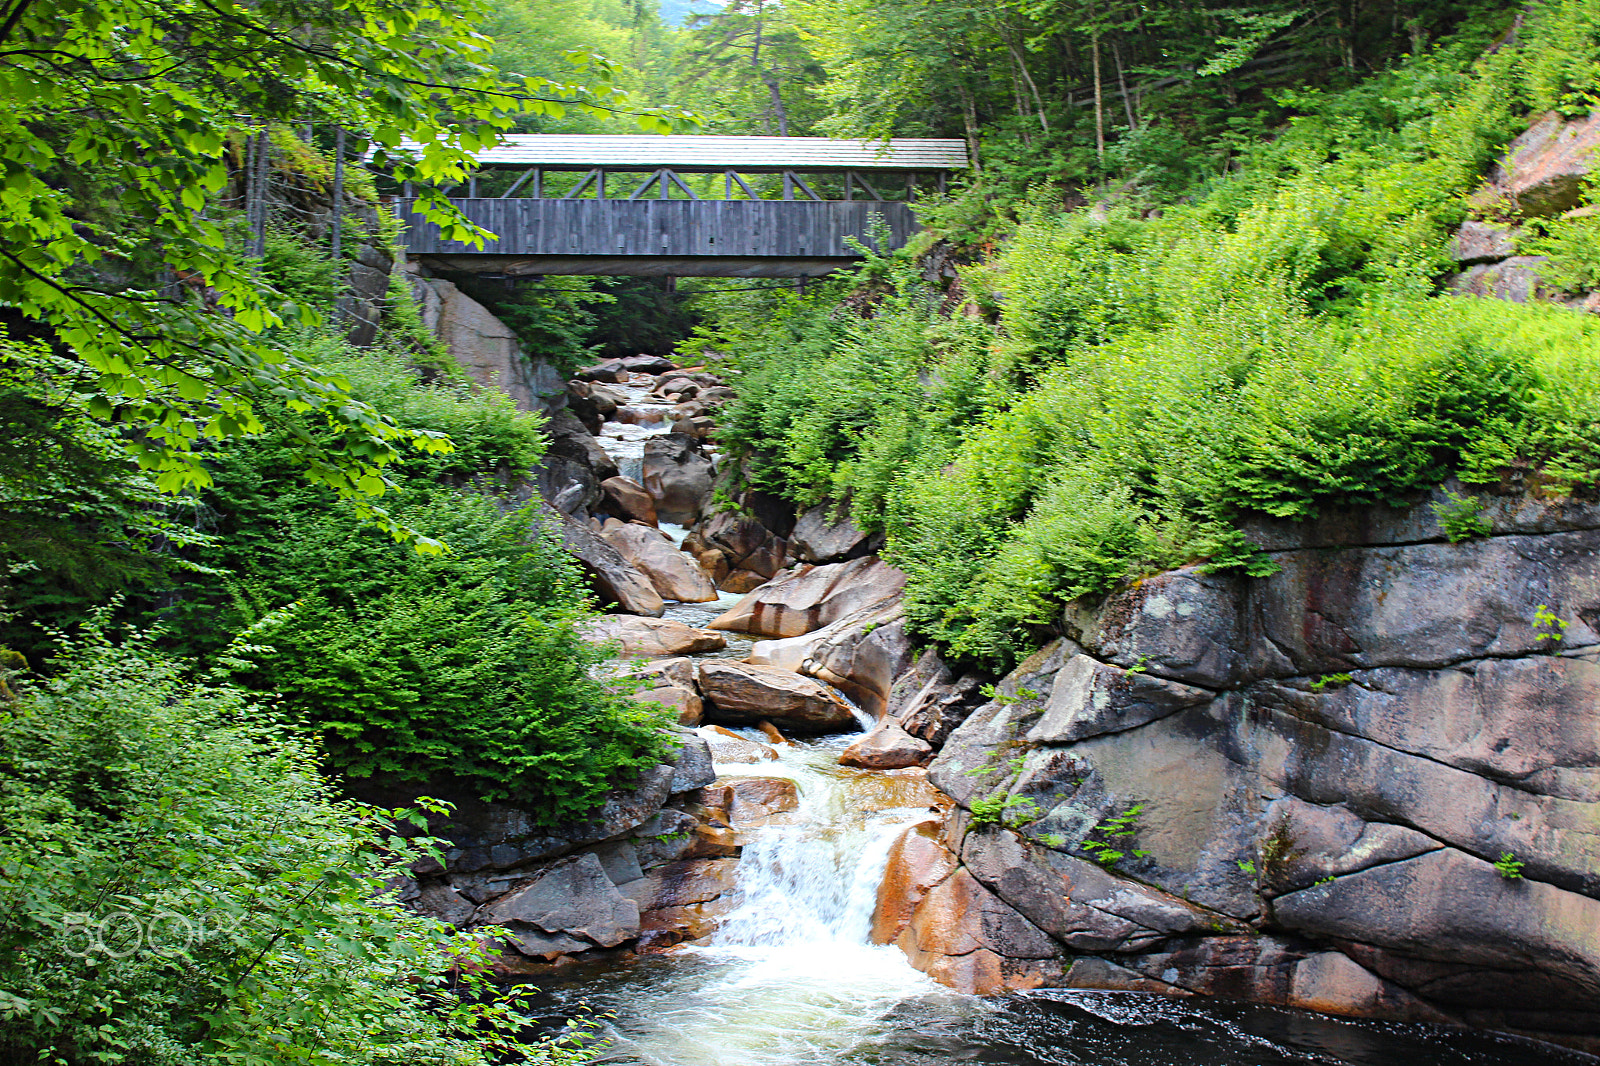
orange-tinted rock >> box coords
[683,824,742,859]
[583,614,725,657]
[693,776,799,825]
[695,723,779,763]
[601,475,658,525]
[638,895,737,947]
[840,719,931,769]
[720,568,768,593]
[871,820,957,945]
[893,867,1057,994]
[698,549,731,584]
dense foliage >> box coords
[131,344,667,816]
[0,630,588,1065]
[705,0,1600,669]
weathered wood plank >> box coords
[401,198,920,260]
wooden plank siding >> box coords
[401,198,920,259]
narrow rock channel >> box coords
[401,351,1594,1066]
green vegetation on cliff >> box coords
[706,0,1600,668]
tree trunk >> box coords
[1092,34,1105,165]
[762,72,789,136]
[249,125,270,258]
[330,125,346,260]
[957,81,982,180]
[1113,39,1137,130]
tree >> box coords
[0,0,683,545]
[679,0,823,135]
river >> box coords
[557,372,1590,1066]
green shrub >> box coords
[231,497,670,815]
[137,342,666,817]
[0,628,581,1065]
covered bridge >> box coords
[398,135,969,277]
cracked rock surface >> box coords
[908,490,1600,1052]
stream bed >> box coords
[529,739,1590,1066]
[566,371,1592,1065]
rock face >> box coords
[602,523,719,604]
[697,660,863,733]
[708,557,907,639]
[410,275,566,416]
[378,730,734,969]
[906,490,1600,1050]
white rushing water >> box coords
[581,739,957,1066]
[595,374,680,484]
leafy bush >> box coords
[136,345,668,817]
[230,496,670,815]
[0,628,582,1065]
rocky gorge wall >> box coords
[871,487,1600,1053]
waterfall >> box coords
[575,739,948,1066]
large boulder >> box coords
[1480,110,1600,219]
[601,524,719,603]
[696,660,861,733]
[746,604,915,717]
[839,719,931,769]
[707,557,907,639]
[601,476,658,525]
[692,776,800,825]
[789,500,876,563]
[544,503,664,616]
[642,434,713,525]
[626,657,705,726]
[582,615,725,658]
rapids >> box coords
[532,736,1588,1066]
[553,370,1588,1066]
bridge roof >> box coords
[449,135,969,172]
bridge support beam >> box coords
[415,254,859,278]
